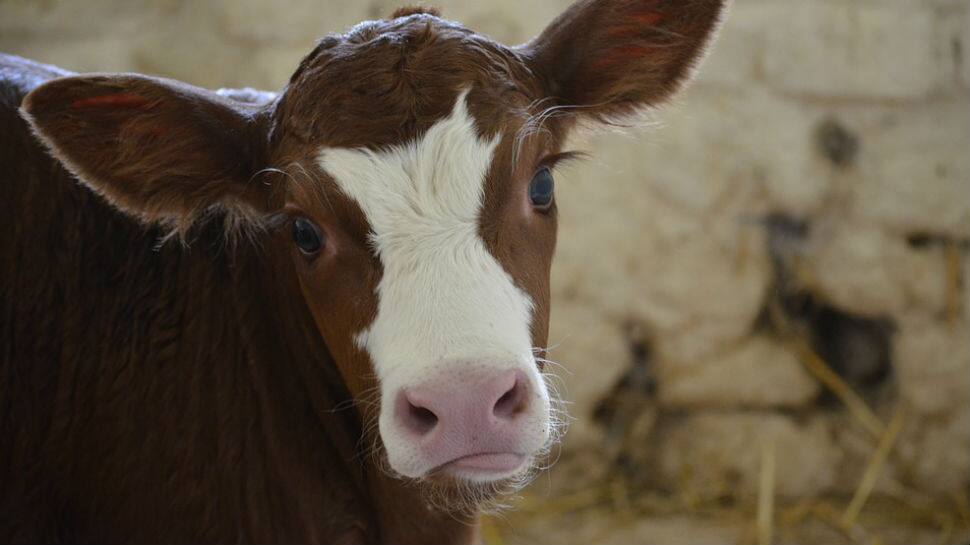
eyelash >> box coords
[536,150,584,172]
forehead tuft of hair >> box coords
[272,12,541,151]
[390,5,442,19]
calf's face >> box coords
[23,0,725,507]
[283,89,560,483]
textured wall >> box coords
[3,0,969,532]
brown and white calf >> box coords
[0,1,724,543]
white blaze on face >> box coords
[317,91,550,478]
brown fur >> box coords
[1,1,725,542]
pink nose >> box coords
[394,368,532,471]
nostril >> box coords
[492,373,528,420]
[400,393,439,436]
[409,404,438,433]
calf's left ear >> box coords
[21,74,270,232]
[519,0,727,124]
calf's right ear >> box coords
[21,74,270,232]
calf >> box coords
[0,1,725,543]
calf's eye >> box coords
[528,168,555,211]
[292,217,324,255]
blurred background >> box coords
[2,0,968,543]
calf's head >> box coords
[23,0,724,507]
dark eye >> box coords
[528,168,555,211]
[291,217,324,255]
